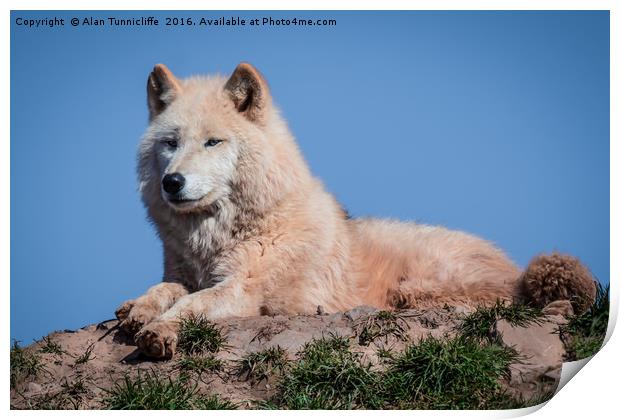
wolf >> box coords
[115,62,597,358]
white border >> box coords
[1,0,617,11]
[3,1,617,419]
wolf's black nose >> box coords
[162,173,185,194]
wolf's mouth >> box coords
[168,197,197,204]
[163,189,213,211]
[165,193,210,210]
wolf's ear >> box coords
[147,64,181,121]
[224,63,270,122]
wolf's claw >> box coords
[135,320,178,359]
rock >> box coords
[498,319,564,368]
[497,319,564,399]
[344,305,378,322]
[544,366,562,382]
[27,382,42,393]
[542,300,574,317]
[451,305,472,315]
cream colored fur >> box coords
[115,63,594,359]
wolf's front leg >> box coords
[115,282,189,334]
[135,279,261,358]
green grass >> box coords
[559,283,609,360]
[193,395,239,410]
[74,342,95,365]
[177,315,227,355]
[458,300,544,343]
[61,376,87,397]
[251,304,557,410]
[257,331,531,410]
[10,341,42,389]
[235,346,289,384]
[103,370,236,409]
[375,347,396,361]
[565,336,604,360]
[176,354,224,380]
[356,310,409,346]
[38,337,64,355]
[380,335,520,409]
[272,335,382,409]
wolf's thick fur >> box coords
[116,63,597,358]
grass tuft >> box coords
[193,395,238,410]
[178,314,227,355]
[10,341,42,389]
[235,346,289,384]
[176,354,224,380]
[375,347,396,361]
[38,337,64,355]
[62,376,88,396]
[559,283,609,360]
[74,342,95,365]
[103,370,236,409]
[273,334,382,409]
[355,310,410,346]
[380,335,520,409]
[458,300,544,343]
[265,332,529,409]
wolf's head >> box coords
[138,63,308,216]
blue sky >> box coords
[11,11,609,344]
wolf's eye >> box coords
[205,138,223,148]
[165,140,178,148]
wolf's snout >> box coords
[162,173,185,194]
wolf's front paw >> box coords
[119,304,161,335]
[115,300,135,321]
[135,320,178,359]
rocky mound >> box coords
[10,305,571,410]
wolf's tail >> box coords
[519,253,597,315]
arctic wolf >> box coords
[116,63,596,358]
